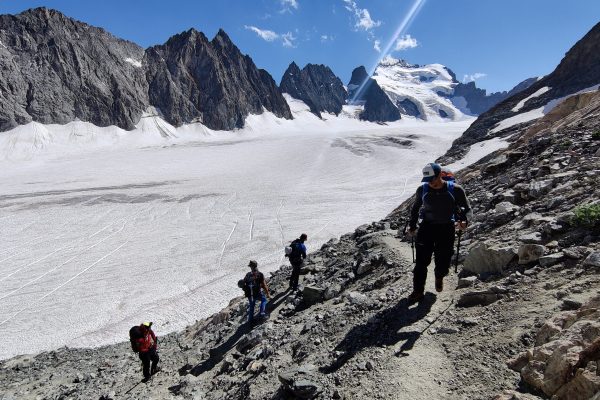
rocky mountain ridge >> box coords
[279,62,347,118]
[0,7,292,132]
[0,7,536,133]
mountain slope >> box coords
[0,8,292,133]
[348,66,401,122]
[371,56,462,120]
[280,62,346,118]
[145,29,292,130]
[0,7,148,131]
[441,21,600,162]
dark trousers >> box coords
[139,347,159,379]
[413,222,455,293]
[289,260,303,290]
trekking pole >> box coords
[402,219,415,264]
[455,221,468,273]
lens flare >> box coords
[350,0,427,103]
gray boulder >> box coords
[463,243,517,274]
[583,251,600,268]
[518,244,546,264]
[278,365,322,399]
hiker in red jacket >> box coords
[135,322,159,382]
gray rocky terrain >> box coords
[280,62,347,118]
[2,80,600,400]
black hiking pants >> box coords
[139,347,159,379]
[289,260,303,290]
[413,222,455,293]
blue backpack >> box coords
[421,181,457,221]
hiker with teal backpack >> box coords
[407,163,472,304]
[285,233,307,292]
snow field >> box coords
[0,107,474,359]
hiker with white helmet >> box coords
[407,162,472,303]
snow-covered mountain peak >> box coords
[372,57,461,121]
[377,55,418,69]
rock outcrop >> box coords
[146,29,291,130]
[0,7,148,131]
[452,77,537,115]
[348,66,401,122]
[280,62,346,118]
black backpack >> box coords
[238,278,250,297]
[288,240,302,261]
[129,326,143,353]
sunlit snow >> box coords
[0,98,478,359]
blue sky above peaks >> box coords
[1,0,599,92]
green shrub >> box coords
[592,130,600,140]
[572,203,600,228]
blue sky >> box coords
[1,0,599,92]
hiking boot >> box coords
[141,377,150,383]
[407,290,424,304]
[435,278,443,292]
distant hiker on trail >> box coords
[286,233,307,292]
[129,322,159,382]
[243,260,271,323]
[407,163,472,303]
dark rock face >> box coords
[442,21,600,163]
[452,78,537,115]
[280,62,346,118]
[0,8,292,132]
[347,66,369,98]
[396,99,420,118]
[0,7,149,131]
[146,29,291,130]
[347,66,400,122]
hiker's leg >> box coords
[247,298,256,322]
[289,263,300,290]
[433,223,455,279]
[413,224,434,293]
[139,351,151,379]
[150,348,159,374]
[259,293,267,316]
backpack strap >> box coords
[447,181,455,201]
[421,182,429,203]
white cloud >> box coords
[282,32,297,48]
[343,0,381,32]
[394,34,418,51]
[244,25,279,42]
[320,34,334,43]
[281,0,298,9]
[463,72,487,83]
[373,39,381,52]
[280,0,299,13]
